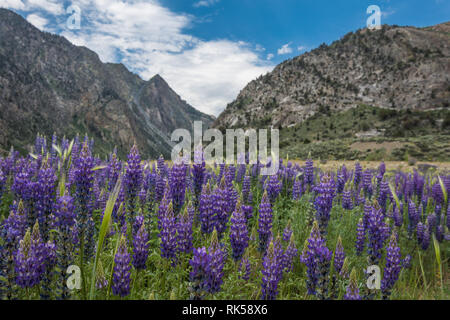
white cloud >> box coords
[193,0,219,8]
[267,53,274,60]
[381,7,396,18]
[55,0,272,116]
[277,43,293,55]
[297,45,306,52]
[27,0,63,15]
[0,0,25,10]
[0,0,63,14]
[140,40,273,116]
[26,13,48,30]
[2,0,272,116]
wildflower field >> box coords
[0,134,448,300]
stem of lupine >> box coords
[418,251,427,289]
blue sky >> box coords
[1,0,449,116]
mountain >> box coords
[214,22,450,161]
[0,8,214,158]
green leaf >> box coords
[89,176,122,300]
[58,173,66,197]
[52,144,62,159]
[437,176,448,209]
[92,165,107,171]
[432,233,443,296]
[388,183,400,211]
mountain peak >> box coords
[0,8,213,158]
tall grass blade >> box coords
[89,176,122,300]
[432,233,443,296]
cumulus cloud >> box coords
[56,0,272,116]
[267,53,274,60]
[140,40,273,115]
[2,0,273,116]
[0,0,25,10]
[277,43,293,55]
[0,0,63,14]
[26,13,48,30]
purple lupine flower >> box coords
[342,190,353,210]
[241,203,253,222]
[124,144,143,225]
[432,181,444,206]
[413,170,424,200]
[447,204,450,231]
[157,186,170,230]
[282,234,298,273]
[427,212,437,234]
[160,202,177,263]
[304,158,314,187]
[35,163,57,241]
[417,222,430,250]
[282,221,293,242]
[155,171,166,203]
[436,225,444,243]
[239,253,251,281]
[362,169,373,198]
[381,232,402,299]
[354,162,362,187]
[15,222,46,288]
[176,206,194,254]
[344,269,361,300]
[376,162,386,188]
[378,180,390,213]
[314,174,335,236]
[106,149,122,190]
[334,236,345,275]
[207,230,225,293]
[292,178,303,200]
[393,205,403,227]
[242,176,251,203]
[0,168,6,200]
[213,178,231,237]
[192,145,206,209]
[169,162,187,215]
[261,240,283,300]
[157,155,167,178]
[72,142,94,256]
[189,247,210,300]
[229,201,249,261]
[265,174,281,204]
[355,218,365,256]
[112,235,131,297]
[257,191,273,252]
[407,200,419,236]
[199,183,217,234]
[367,207,388,265]
[14,229,38,288]
[300,221,332,298]
[132,221,149,270]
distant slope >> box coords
[213,22,450,161]
[214,22,449,130]
[0,8,214,158]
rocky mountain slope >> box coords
[214,22,450,130]
[0,8,214,158]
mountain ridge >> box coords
[0,8,214,158]
[214,22,450,130]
